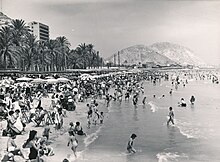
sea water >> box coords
[76,79,220,162]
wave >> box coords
[156,152,188,162]
[83,126,102,148]
[148,101,158,112]
[175,119,202,139]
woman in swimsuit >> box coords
[67,131,78,157]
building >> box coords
[0,12,12,28]
[28,21,49,41]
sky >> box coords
[2,0,220,65]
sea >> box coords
[75,77,220,162]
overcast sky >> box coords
[2,0,220,65]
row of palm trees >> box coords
[0,19,104,71]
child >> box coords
[74,122,86,136]
[167,107,174,125]
[190,95,195,104]
[87,112,91,129]
[42,123,51,141]
[99,112,104,124]
[127,134,137,153]
[7,134,25,160]
[142,97,147,105]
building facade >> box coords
[28,21,49,41]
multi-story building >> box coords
[28,21,49,41]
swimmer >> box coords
[179,98,187,107]
[142,97,147,105]
[190,95,195,104]
[169,89,173,95]
[127,134,137,153]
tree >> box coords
[75,43,88,69]
[0,26,14,69]
[16,34,38,71]
[10,19,29,46]
[46,39,60,71]
[56,36,70,70]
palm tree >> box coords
[16,34,38,71]
[46,39,60,71]
[86,44,95,68]
[10,19,29,46]
[0,26,14,69]
[56,36,70,70]
[36,41,48,71]
[67,49,83,69]
[75,43,89,69]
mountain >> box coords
[150,42,206,66]
[108,45,177,66]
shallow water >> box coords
[76,79,220,162]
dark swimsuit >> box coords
[29,144,38,160]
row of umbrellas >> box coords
[16,77,70,84]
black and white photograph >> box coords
[0,0,220,161]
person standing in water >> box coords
[167,107,174,126]
[142,97,147,105]
[127,134,137,153]
[190,95,195,104]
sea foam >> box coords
[157,152,188,162]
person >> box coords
[127,134,137,153]
[39,138,54,156]
[133,94,138,106]
[179,98,187,107]
[99,112,104,124]
[67,131,78,157]
[169,89,173,95]
[23,130,40,161]
[142,97,146,105]
[7,134,25,160]
[87,112,91,129]
[167,107,174,125]
[190,95,195,104]
[42,122,51,141]
[74,122,86,136]
[68,122,75,133]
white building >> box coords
[28,21,49,41]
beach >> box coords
[75,78,220,162]
[0,71,220,162]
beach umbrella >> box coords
[80,74,93,80]
[31,78,47,84]
[57,77,70,83]
[16,77,33,82]
[15,82,29,87]
[45,76,54,79]
[46,78,58,84]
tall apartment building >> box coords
[28,21,49,41]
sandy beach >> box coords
[0,94,109,162]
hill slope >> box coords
[111,45,176,66]
[150,42,206,66]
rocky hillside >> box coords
[111,45,177,66]
[150,42,206,66]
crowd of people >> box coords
[0,69,219,161]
